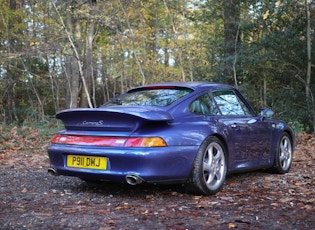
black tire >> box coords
[272,133,293,174]
[186,136,227,195]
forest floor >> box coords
[0,129,314,230]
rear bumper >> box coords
[47,144,198,183]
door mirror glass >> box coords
[260,108,274,118]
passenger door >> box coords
[212,90,273,169]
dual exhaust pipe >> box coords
[47,168,143,185]
[47,167,58,176]
[125,174,143,185]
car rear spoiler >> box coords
[56,106,174,131]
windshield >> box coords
[104,87,193,107]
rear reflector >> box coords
[51,134,167,147]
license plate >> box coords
[67,155,107,170]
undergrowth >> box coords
[0,118,64,153]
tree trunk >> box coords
[306,0,311,100]
[223,0,240,85]
[305,0,314,132]
[7,0,24,123]
[65,2,80,109]
[80,0,97,107]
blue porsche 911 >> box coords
[47,82,294,195]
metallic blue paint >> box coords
[47,82,295,184]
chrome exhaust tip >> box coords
[47,167,58,176]
[125,174,143,185]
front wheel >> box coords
[272,133,293,174]
[186,136,227,195]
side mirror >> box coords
[260,108,274,118]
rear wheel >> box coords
[186,136,227,195]
[272,133,293,174]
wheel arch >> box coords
[284,129,295,150]
[208,133,230,170]
[276,122,295,149]
[271,129,294,174]
[274,129,295,154]
[186,133,229,195]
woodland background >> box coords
[0,0,315,133]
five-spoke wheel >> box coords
[273,133,293,174]
[186,136,227,195]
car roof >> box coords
[128,82,234,92]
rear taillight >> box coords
[124,137,167,147]
[51,134,167,147]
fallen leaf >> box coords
[228,223,236,228]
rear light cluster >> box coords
[51,134,167,147]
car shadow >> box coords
[74,179,187,197]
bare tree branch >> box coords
[50,0,93,108]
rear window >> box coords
[104,87,193,107]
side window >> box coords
[212,90,252,116]
[189,94,220,115]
